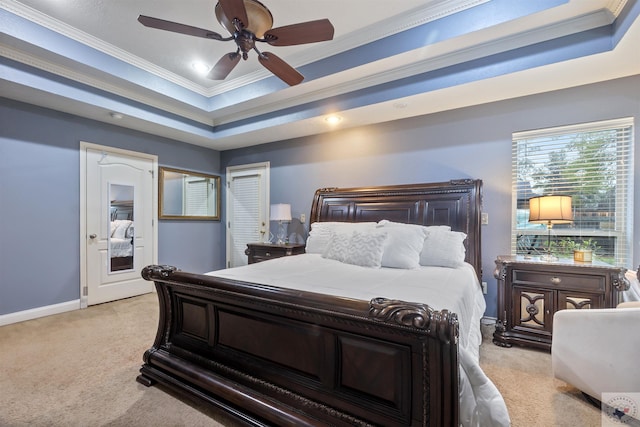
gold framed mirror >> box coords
[159,167,221,220]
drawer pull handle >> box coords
[550,277,562,285]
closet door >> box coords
[226,162,270,268]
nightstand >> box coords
[245,242,306,264]
[493,255,629,351]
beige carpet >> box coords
[0,293,600,426]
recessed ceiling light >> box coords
[192,62,210,74]
[324,115,342,125]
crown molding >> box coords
[606,0,629,17]
[0,43,213,125]
[0,0,624,128]
[0,0,491,97]
[1,0,211,95]
[211,7,616,125]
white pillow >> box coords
[420,229,467,268]
[112,220,132,239]
[376,222,428,269]
[377,219,451,233]
[344,231,388,268]
[306,222,377,254]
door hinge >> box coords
[228,221,231,228]
[83,286,88,297]
[227,181,230,188]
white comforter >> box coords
[110,238,132,257]
[208,254,510,426]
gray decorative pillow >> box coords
[307,222,377,254]
[344,231,388,268]
[322,232,351,262]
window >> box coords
[512,118,634,265]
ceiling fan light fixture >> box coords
[215,0,273,37]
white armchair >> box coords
[552,267,640,405]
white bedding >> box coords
[110,238,132,258]
[208,254,510,427]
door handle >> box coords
[89,234,97,239]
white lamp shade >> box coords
[270,204,291,221]
[528,195,573,224]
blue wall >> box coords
[0,98,224,315]
[1,75,638,319]
[222,75,640,318]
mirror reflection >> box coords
[109,183,134,272]
[159,167,220,220]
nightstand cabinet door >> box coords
[511,286,553,340]
[557,291,604,310]
[493,256,628,351]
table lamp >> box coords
[270,203,291,244]
[528,195,573,261]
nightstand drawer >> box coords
[513,270,605,291]
[245,243,306,264]
[252,247,278,259]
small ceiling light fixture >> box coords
[109,112,123,120]
[324,115,342,125]
[191,61,210,74]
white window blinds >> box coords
[512,117,634,266]
[184,178,209,216]
[229,173,262,267]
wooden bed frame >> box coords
[137,179,483,426]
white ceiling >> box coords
[1,0,639,150]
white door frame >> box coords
[79,142,158,308]
[225,162,270,268]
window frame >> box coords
[511,117,634,266]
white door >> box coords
[80,142,157,306]
[226,162,270,268]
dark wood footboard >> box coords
[137,265,460,426]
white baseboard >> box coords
[481,316,497,325]
[0,300,81,327]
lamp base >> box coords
[275,221,286,245]
[539,254,558,262]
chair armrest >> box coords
[618,301,640,309]
[552,308,640,400]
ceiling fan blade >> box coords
[138,15,226,40]
[264,19,334,46]
[207,52,241,80]
[218,0,249,30]
[258,52,304,86]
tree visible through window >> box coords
[512,118,633,266]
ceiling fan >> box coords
[138,0,335,86]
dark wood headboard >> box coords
[310,179,483,279]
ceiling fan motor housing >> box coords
[215,0,273,37]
